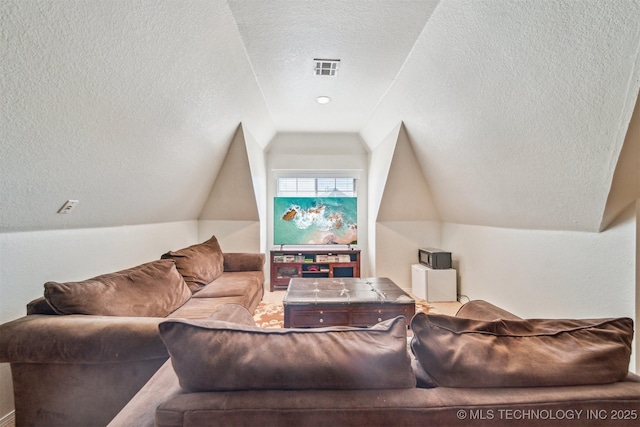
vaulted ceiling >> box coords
[1,0,639,233]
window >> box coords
[277,177,356,197]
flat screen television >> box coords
[274,197,357,245]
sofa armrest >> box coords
[455,300,521,321]
[0,314,168,364]
[626,372,640,382]
[26,296,57,315]
[108,359,181,427]
[108,305,258,427]
[223,252,265,272]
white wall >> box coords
[198,221,260,253]
[0,221,198,323]
[375,221,441,290]
[0,220,199,419]
[442,204,637,372]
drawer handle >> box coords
[319,318,324,323]
[377,317,382,322]
[320,310,324,314]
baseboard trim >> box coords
[0,410,15,427]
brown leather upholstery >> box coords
[108,300,640,427]
[0,236,264,427]
[161,235,225,292]
[159,316,415,392]
[411,313,633,388]
[455,299,522,320]
[44,260,191,317]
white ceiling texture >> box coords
[1,0,639,233]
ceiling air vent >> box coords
[314,59,340,76]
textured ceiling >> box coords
[227,0,438,132]
[1,0,639,233]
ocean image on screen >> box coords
[274,197,357,245]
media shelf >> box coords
[269,247,361,291]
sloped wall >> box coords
[361,0,640,233]
[376,124,440,222]
[601,94,640,230]
[371,124,441,290]
[243,125,270,251]
[199,125,262,252]
[0,1,275,234]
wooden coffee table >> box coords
[283,277,415,328]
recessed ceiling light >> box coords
[316,96,331,104]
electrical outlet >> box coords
[57,200,79,214]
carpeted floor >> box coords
[253,298,448,328]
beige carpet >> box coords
[253,297,456,329]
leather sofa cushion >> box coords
[165,296,252,319]
[155,380,640,427]
[161,235,224,292]
[205,303,256,326]
[192,271,263,299]
[411,313,633,388]
[159,316,415,392]
[44,259,191,317]
[223,252,265,272]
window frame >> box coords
[276,177,357,197]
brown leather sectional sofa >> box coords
[0,236,265,427]
[1,234,639,427]
[108,300,640,427]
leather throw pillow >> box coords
[161,235,224,292]
[159,316,416,392]
[44,259,191,317]
[411,313,633,388]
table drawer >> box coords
[286,307,349,328]
[351,306,415,326]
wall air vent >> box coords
[314,59,340,76]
